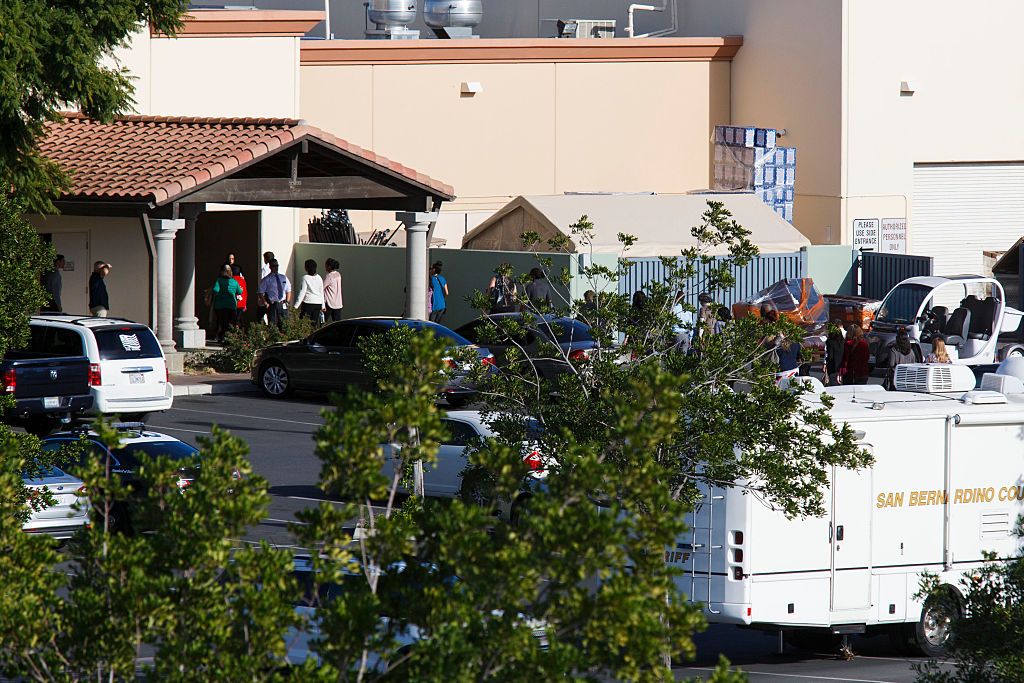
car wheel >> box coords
[260,362,292,398]
[913,591,961,657]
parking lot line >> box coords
[169,406,323,427]
[681,669,894,683]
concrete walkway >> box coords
[170,372,253,397]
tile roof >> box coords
[39,113,454,205]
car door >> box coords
[344,324,390,386]
[427,419,480,497]
[298,322,356,390]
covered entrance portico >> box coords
[36,114,454,361]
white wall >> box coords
[844,0,1024,247]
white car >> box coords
[380,410,547,499]
[23,465,90,541]
[30,315,173,418]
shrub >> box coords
[207,315,316,373]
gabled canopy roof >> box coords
[39,113,454,216]
[462,193,810,256]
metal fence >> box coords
[859,251,933,300]
[617,252,805,307]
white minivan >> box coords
[29,315,173,418]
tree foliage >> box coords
[0,198,54,357]
[0,0,188,210]
[915,528,1024,683]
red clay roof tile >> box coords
[40,112,455,205]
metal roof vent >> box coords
[893,363,976,394]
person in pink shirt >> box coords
[323,258,344,322]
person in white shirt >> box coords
[670,290,695,354]
[294,259,325,324]
[257,251,275,323]
[257,259,291,328]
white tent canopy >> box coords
[462,193,811,256]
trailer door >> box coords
[831,463,873,611]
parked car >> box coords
[252,317,495,407]
[454,314,601,379]
[286,554,546,669]
[22,465,90,542]
[286,555,425,669]
[30,315,173,419]
[1,346,93,435]
[380,410,547,503]
[40,424,205,532]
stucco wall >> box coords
[28,215,151,325]
[300,56,731,245]
[843,0,1024,249]
[682,0,845,245]
[113,32,301,118]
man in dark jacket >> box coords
[89,261,111,317]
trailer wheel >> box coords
[913,591,961,657]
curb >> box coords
[171,380,254,397]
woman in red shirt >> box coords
[839,324,871,385]
[232,264,247,325]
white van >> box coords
[29,315,173,418]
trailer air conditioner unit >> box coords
[980,371,1024,395]
[893,363,976,394]
[561,19,616,38]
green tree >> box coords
[296,328,745,681]
[915,526,1024,682]
[0,199,54,357]
[0,0,188,211]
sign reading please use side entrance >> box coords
[853,217,907,254]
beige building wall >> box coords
[844,0,1024,252]
[300,39,737,246]
[27,215,151,325]
[682,0,845,245]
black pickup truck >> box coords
[1,352,94,435]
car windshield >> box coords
[540,319,594,344]
[876,284,933,325]
[93,326,163,361]
[395,320,473,347]
[113,440,200,469]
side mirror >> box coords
[307,340,326,353]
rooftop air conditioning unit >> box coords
[559,19,616,38]
[893,363,976,394]
[980,372,1024,395]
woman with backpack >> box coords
[487,265,518,314]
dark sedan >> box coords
[455,314,602,379]
[251,317,494,406]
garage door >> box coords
[913,163,1024,277]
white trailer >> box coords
[673,362,1024,655]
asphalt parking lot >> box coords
[151,388,948,682]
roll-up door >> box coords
[912,163,1024,277]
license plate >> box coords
[43,397,59,409]
[129,373,145,384]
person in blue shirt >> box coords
[429,261,448,323]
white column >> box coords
[397,211,438,321]
[151,219,184,352]
[173,217,205,349]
